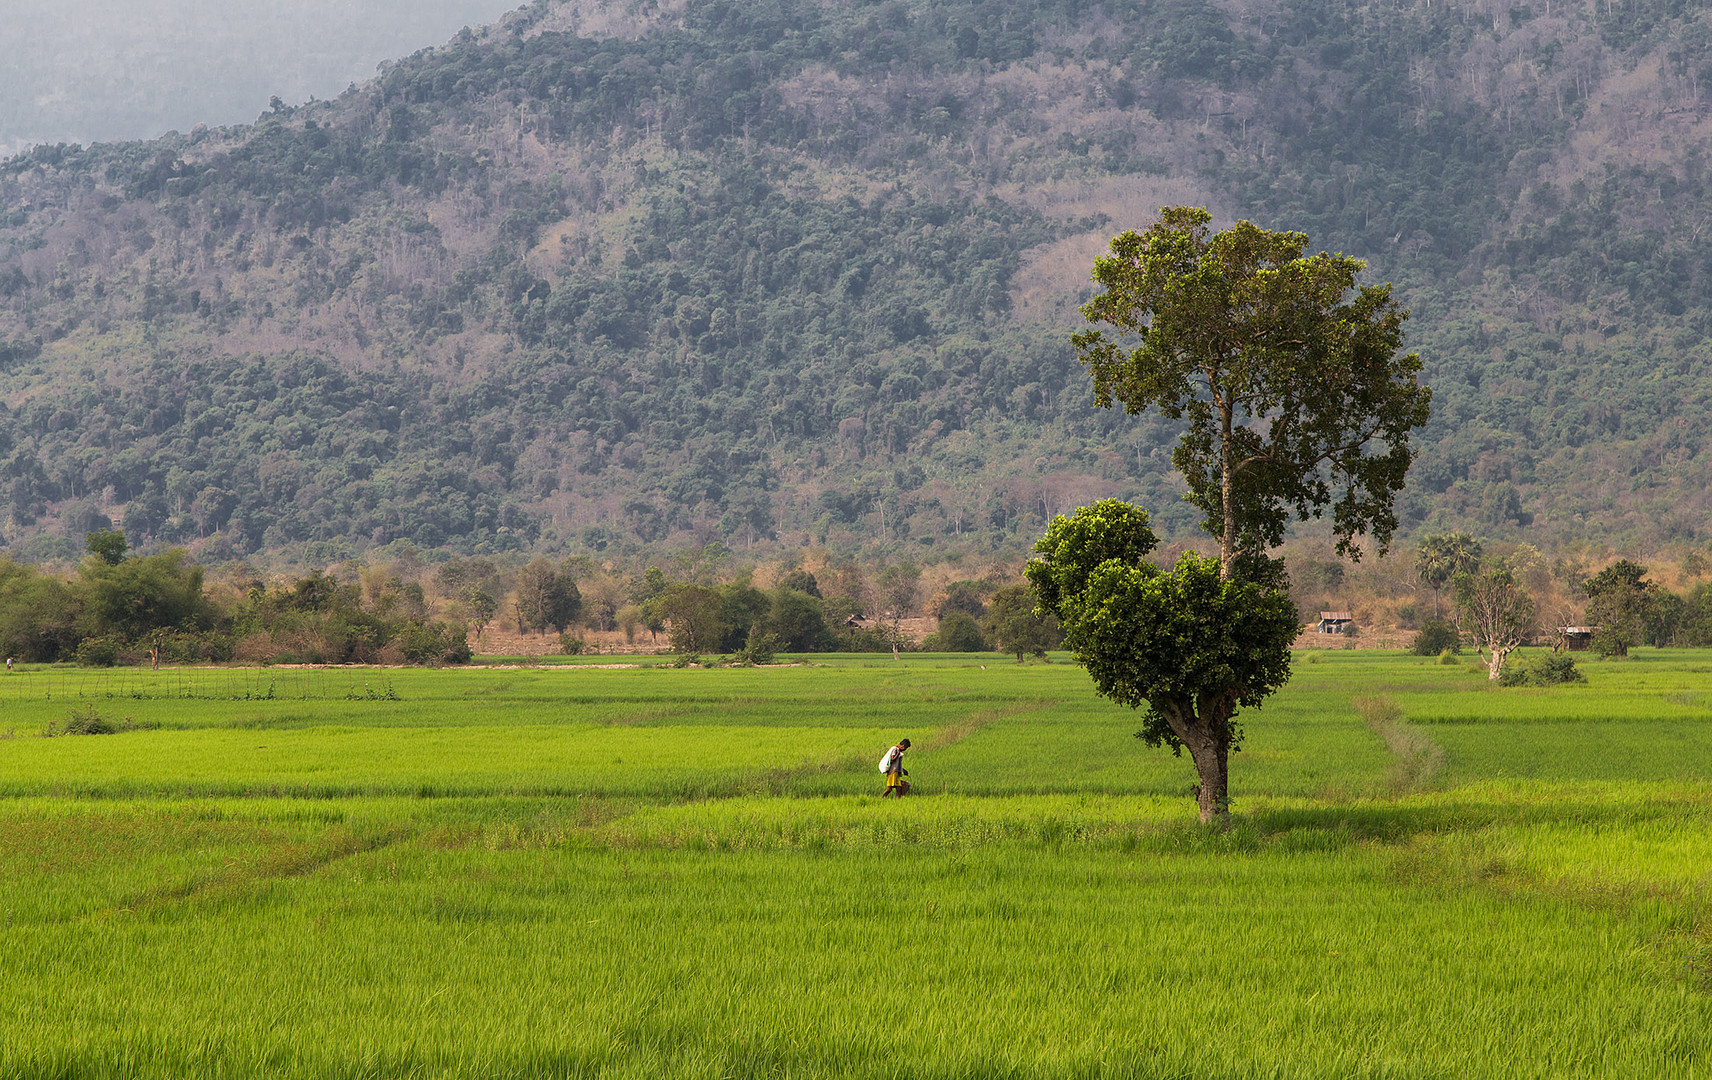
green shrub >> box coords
[58,705,115,735]
[1498,653,1587,687]
[922,612,988,652]
[731,631,782,666]
[1592,627,1629,658]
[1437,648,1460,665]
[1412,619,1460,656]
[45,705,151,736]
[830,626,895,653]
[74,637,120,667]
[1531,654,1586,684]
[396,622,472,665]
[560,633,587,656]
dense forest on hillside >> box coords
[4,0,1712,567]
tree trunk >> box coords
[1192,738,1229,824]
[1484,644,1513,680]
[1183,726,1230,824]
[1159,695,1234,825]
[1219,400,1236,579]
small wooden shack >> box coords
[1317,611,1354,634]
[1558,625,1598,651]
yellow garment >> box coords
[886,771,906,788]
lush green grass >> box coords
[0,650,1709,1077]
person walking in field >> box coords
[879,738,911,797]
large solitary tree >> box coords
[1038,208,1431,823]
[1029,502,1297,822]
[1072,207,1432,577]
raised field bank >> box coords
[1,652,1709,1078]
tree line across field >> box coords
[6,518,1707,675]
[0,529,1062,668]
[1405,531,1712,676]
[10,512,1707,674]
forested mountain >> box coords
[4,0,1712,565]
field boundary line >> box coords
[1354,694,1445,795]
[111,823,410,914]
[919,701,1058,752]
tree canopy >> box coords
[982,582,1060,662]
[513,558,582,634]
[1416,531,1483,616]
[1454,566,1535,680]
[1072,207,1432,573]
[1583,559,1656,657]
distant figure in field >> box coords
[879,738,911,797]
[5,657,11,672]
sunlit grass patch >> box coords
[0,724,906,799]
[1,653,1711,1076]
[2,838,1708,1079]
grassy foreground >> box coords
[0,651,1708,1078]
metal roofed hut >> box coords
[1317,611,1354,634]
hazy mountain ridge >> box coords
[4,0,1712,565]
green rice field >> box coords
[1,650,1709,1078]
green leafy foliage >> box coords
[1415,533,1483,617]
[84,530,128,566]
[982,582,1061,661]
[73,636,120,668]
[1039,547,1297,753]
[1583,560,1656,657]
[1027,499,1160,614]
[1411,619,1461,656]
[1497,652,1586,686]
[0,558,78,661]
[920,611,987,652]
[1073,209,1431,567]
[513,558,581,634]
[730,631,782,666]
[77,549,207,643]
[230,567,470,665]
[0,543,476,666]
[763,587,832,653]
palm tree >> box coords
[1416,532,1483,618]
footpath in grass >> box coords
[0,650,1708,1078]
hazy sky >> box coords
[0,0,524,155]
